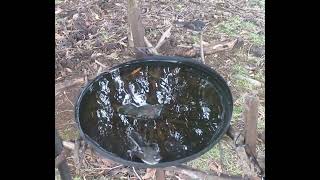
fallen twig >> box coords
[165,165,245,180]
[144,36,159,55]
[95,60,107,68]
[63,141,75,150]
[132,167,143,180]
[173,39,238,57]
[155,25,172,50]
[63,91,74,107]
[74,139,81,175]
[200,31,205,64]
[203,39,238,54]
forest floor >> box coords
[55,0,265,179]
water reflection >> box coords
[79,63,224,163]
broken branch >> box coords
[63,141,75,150]
[155,25,172,50]
[173,39,238,57]
[144,36,159,55]
[200,31,205,63]
[95,60,107,68]
[165,165,245,180]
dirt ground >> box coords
[55,0,265,179]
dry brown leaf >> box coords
[142,168,156,179]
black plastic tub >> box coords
[75,56,233,168]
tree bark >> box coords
[127,0,146,58]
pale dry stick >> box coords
[74,139,81,175]
[144,36,159,55]
[200,31,205,64]
[128,24,134,48]
[247,43,254,59]
[109,165,124,171]
[132,167,143,180]
[56,110,74,114]
[164,165,244,180]
[155,25,172,50]
[63,91,74,107]
[95,60,107,68]
[218,142,225,174]
[118,36,128,47]
[96,66,103,76]
[84,165,123,171]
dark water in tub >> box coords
[78,62,225,163]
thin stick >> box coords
[200,31,205,63]
[74,139,81,175]
[164,165,244,180]
[155,25,172,50]
[63,91,74,107]
[144,36,159,55]
[95,60,107,68]
[108,165,124,171]
[56,110,74,114]
[132,167,142,180]
[84,165,123,171]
